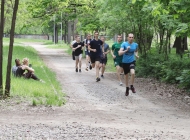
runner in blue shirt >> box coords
[119,33,139,96]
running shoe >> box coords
[76,68,78,72]
[131,86,136,93]
[101,75,104,78]
[125,87,129,96]
[79,69,81,72]
[85,67,88,71]
[119,82,123,86]
[96,77,101,82]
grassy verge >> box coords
[3,45,65,106]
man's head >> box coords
[94,31,99,39]
[87,34,91,40]
[75,35,79,40]
[15,58,21,66]
[128,33,134,43]
[117,35,122,42]
[101,36,105,43]
[76,36,80,42]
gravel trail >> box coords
[0,43,190,140]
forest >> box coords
[0,0,190,97]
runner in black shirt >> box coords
[72,36,84,72]
[88,32,103,82]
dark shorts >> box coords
[114,59,122,67]
[122,61,136,74]
[100,57,107,65]
[90,55,101,63]
[85,51,90,56]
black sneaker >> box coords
[76,68,78,72]
[79,69,81,72]
[131,86,136,93]
[96,77,101,82]
[89,65,92,70]
[125,87,129,96]
[101,75,104,78]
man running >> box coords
[111,35,123,86]
[119,33,139,96]
[99,36,110,78]
[84,34,92,71]
[88,31,103,82]
[72,36,84,72]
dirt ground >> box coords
[0,43,190,140]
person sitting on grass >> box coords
[12,58,21,76]
[15,57,44,82]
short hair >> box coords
[75,35,79,38]
[94,31,99,34]
[117,34,122,37]
[101,36,105,39]
[128,33,134,37]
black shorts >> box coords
[85,51,90,56]
[100,57,107,65]
[90,55,101,63]
[122,61,136,74]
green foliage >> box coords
[176,70,190,90]
[136,48,190,87]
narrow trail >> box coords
[0,43,190,140]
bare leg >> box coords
[125,74,129,87]
[85,55,89,68]
[101,64,105,75]
[116,66,122,82]
[95,61,100,77]
[130,69,135,85]
[75,59,79,69]
[79,55,82,69]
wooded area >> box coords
[0,0,190,97]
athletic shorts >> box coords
[100,57,107,65]
[90,55,101,63]
[122,61,136,75]
[114,59,122,67]
[85,51,90,56]
[75,54,82,60]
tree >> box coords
[4,0,20,96]
[0,0,5,96]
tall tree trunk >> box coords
[0,0,5,96]
[4,0,19,96]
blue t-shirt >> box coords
[121,41,138,63]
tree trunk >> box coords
[0,0,5,96]
[4,0,19,96]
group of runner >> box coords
[71,32,139,96]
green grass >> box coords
[3,45,65,106]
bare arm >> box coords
[22,65,34,73]
[118,46,130,56]
[135,49,139,59]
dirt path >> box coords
[0,43,190,140]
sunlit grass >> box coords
[3,45,65,106]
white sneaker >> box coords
[119,82,123,86]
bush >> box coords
[176,70,190,90]
[136,48,190,88]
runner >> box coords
[72,36,84,73]
[84,34,92,71]
[99,36,110,78]
[70,35,78,60]
[88,31,103,82]
[119,33,139,96]
[111,35,124,86]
